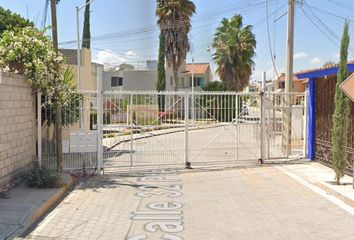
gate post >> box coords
[129,93,133,169]
[303,90,309,159]
[260,92,266,163]
[184,92,191,169]
[97,67,103,174]
[37,91,42,168]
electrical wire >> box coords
[266,0,279,78]
[59,0,283,46]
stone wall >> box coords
[0,72,36,190]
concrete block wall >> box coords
[0,72,36,190]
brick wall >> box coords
[0,72,36,190]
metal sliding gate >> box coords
[39,90,308,171]
[101,91,261,169]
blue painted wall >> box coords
[308,78,316,160]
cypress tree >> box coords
[331,21,351,184]
[156,30,166,110]
[82,0,91,49]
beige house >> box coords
[56,48,103,147]
[273,73,305,93]
[244,82,262,93]
[165,62,212,91]
[103,69,157,91]
[59,48,103,91]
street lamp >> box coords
[76,0,95,89]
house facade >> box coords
[57,48,104,145]
[273,73,306,93]
[165,62,212,91]
[102,69,157,91]
[59,48,103,91]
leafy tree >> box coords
[323,61,336,67]
[0,7,33,36]
[156,30,166,110]
[212,14,256,91]
[0,27,82,173]
[0,27,64,93]
[200,81,236,122]
[82,0,91,49]
[331,21,351,185]
[156,0,196,91]
[43,67,82,127]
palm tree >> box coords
[212,14,256,92]
[156,0,196,91]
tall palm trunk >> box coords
[50,0,63,172]
[172,65,179,92]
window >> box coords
[170,76,173,86]
[111,77,123,87]
[197,77,205,87]
[190,77,205,87]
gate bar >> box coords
[130,93,134,170]
[260,92,266,163]
[37,91,42,168]
[184,92,191,168]
[97,67,103,174]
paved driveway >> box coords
[25,166,354,240]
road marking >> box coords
[280,167,354,216]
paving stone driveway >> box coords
[25,166,354,240]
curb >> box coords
[281,166,354,208]
[28,174,75,227]
[312,181,354,208]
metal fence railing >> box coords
[38,90,308,171]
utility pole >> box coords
[50,0,63,172]
[283,0,295,156]
[50,0,58,51]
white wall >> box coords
[103,70,157,91]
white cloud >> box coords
[126,51,138,56]
[95,50,126,67]
[294,51,309,59]
[311,57,322,64]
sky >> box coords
[1,0,354,82]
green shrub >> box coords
[22,166,59,188]
[90,111,110,130]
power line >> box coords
[266,0,280,78]
[59,0,283,46]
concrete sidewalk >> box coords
[278,160,354,207]
[0,175,74,240]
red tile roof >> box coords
[277,73,300,82]
[295,60,354,76]
[185,63,210,74]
